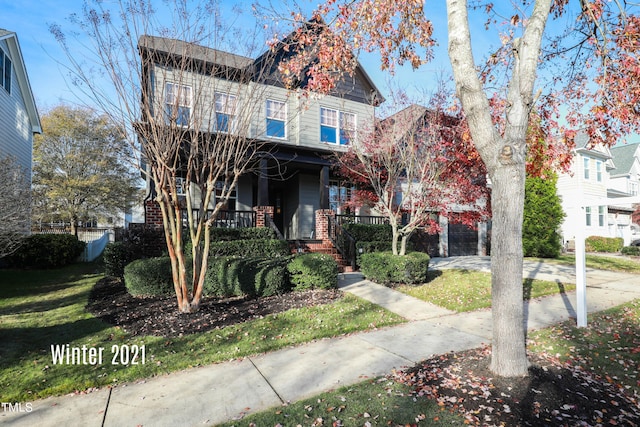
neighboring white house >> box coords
[0,29,41,180]
[557,132,640,246]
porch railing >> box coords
[265,213,285,240]
[335,214,389,226]
[183,209,256,228]
[327,215,357,270]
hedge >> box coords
[204,256,291,298]
[286,253,338,290]
[124,257,175,297]
[343,223,392,242]
[585,236,624,253]
[359,251,430,285]
[103,241,136,278]
[208,239,290,258]
[7,234,86,268]
[209,227,275,241]
[621,246,640,256]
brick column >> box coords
[145,200,164,227]
[315,209,335,241]
[253,206,274,228]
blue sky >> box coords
[1,0,461,111]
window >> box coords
[598,206,605,227]
[0,49,11,94]
[320,107,356,145]
[585,206,592,226]
[629,181,638,196]
[215,92,237,132]
[329,180,352,213]
[175,177,186,196]
[596,160,602,182]
[266,99,286,138]
[165,83,191,126]
[214,181,236,211]
[583,157,590,180]
[339,112,356,145]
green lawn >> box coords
[0,263,404,402]
[396,269,573,312]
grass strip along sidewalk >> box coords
[0,263,403,403]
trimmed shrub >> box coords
[621,246,640,256]
[287,253,339,290]
[208,239,290,258]
[343,223,392,242]
[360,251,430,285]
[585,236,624,253]
[209,227,275,241]
[124,257,175,297]
[523,175,564,258]
[103,241,135,278]
[8,234,86,268]
[205,256,291,298]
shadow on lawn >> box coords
[0,317,110,366]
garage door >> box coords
[448,223,478,256]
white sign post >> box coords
[575,195,640,328]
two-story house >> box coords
[557,132,639,246]
[0,29,41,184]
[608,143,640,243]
[139,28,383,241]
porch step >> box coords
[289,239,354,273]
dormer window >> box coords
[215,92,237,132]
[165,83,191,127]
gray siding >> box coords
[0,39,33,181]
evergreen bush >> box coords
[359,251,430,285]
[124,257,175,296]
[286,253,339,290]
[621,246,640,256]
[205,256,291,298]
[523,175,564,258]
[208,239,290,258]
[586,236,624,253]
[7,234,86,268]
[103,241,135,278]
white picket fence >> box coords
[78,230,113,262]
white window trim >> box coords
[320,107,357,145]
[214,92,238,133]
[266,99,287,139]
[165,82,192,127]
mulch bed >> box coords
[85,276,342,338]
[396,346,640,426]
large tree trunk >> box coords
[489,163,529,376]
[446,0,551,376]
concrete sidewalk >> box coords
[2,257,639,427]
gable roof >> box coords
[0,29,41,134]
[610,143,640,176]
[138,20,384,106]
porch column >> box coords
[258,158,269,206]
[315,209,335,241]
[319,166,330,210]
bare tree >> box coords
[339,89,489,255]
[51,1,281,312]
[0,156,30,258]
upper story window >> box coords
[596,160,603,182]
[0,48,12,94]
[629,181,638,196]
[165,82,191,127]
[215,92,237,132]
[320,107,356,145]
[583,157,590,180]
[266,99,286,138]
